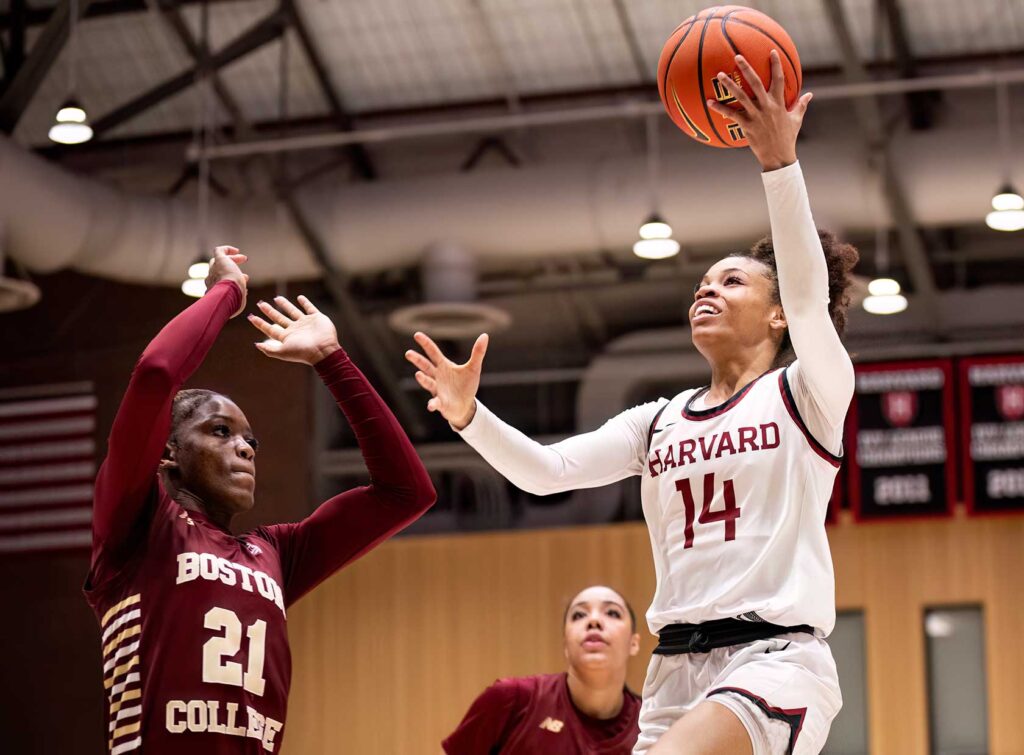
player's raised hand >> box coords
[248,295,340,366]
[205,245,249,317]
[707,50,812,172]
[405,332,488,430]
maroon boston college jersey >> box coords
[86,489,297,754]
[443,673,641,755]
[84,280,434,754]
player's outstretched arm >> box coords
[709,51,854,426]
[92,247,248,573]
[249,295,436,604]
[406,332,656,496]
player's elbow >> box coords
[132,352,177,392]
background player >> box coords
[443,585,642,754]
[407,51,857,755]
[85,246,435,753]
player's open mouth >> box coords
[692,303,722,321]
[583,632,607,647]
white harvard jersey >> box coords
[641,366,842,637]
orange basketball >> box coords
[657,6,802,148]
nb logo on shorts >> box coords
[539,717,564,733]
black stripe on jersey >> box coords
[680,369,776,421]
[706,686,807,755]
[646,402,670,453]
[778,369,843,468]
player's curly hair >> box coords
[169,388,223,443]
[734,229,859,367]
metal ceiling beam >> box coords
[877,0,939,129]
[611,0,650,82]
[0,0,96,133]
[90,7,286,137]
[188,66,1024,161]
[0,0,243,29]
[821,0,941,332]
[280,0,376,180]
[37,54,1024,161]
[3,0,27,84]
[276,191,427,438]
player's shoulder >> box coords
[476,675,541,711]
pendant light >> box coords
[48,0,93,145]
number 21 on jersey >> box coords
[674,472,741,548]
[203,607,267,696]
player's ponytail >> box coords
[740,229,859,366]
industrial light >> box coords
[181,278,207,298]
[634,213,680,259]
[867,277,901,297]
[188,261,210,279]
[633,238,681,260]
[863,293,908,315]
[639,214,673,240]
[48,99,93,145]
[985,184,1024,232]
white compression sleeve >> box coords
[761,162,854,451]
[455,399,665,496]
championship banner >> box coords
[846,360,956,520]
[959,355,1024,514]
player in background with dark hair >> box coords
[443,585,642,754]
[85,246,435,754]
[409,52,858,755]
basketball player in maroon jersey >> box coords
[85,246,435,754]
[443,585,642,754]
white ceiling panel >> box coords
[482,0,636,93]
[298,0,502,110]
[900,0,1024,57]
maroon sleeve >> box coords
[261,348,435,606]
[442,678,531,754]
[90,280,242,582]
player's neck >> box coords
[175,488,235,531]
[705,345,777,404]
[565,667,626,720]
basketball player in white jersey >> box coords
[406,51,858,755]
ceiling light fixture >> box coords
[986,84,1023,232]
[48,0,92,145]
[985,183,1024,232]
[863,201,908,316]
[634,115,680,260]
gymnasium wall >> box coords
[0,274,316,753]
[284,515,1024,755]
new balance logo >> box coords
[539,717,564,733]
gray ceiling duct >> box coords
[388,241,511,340]
[0,103,1009,286]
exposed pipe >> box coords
[191,67,1024,161]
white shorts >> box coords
[633,632,842,755]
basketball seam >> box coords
[724,16,802,92]
[697,7,729,147]
[660,12,702,110]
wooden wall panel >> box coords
[286,516,1024,755]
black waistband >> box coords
[655,618,814,655]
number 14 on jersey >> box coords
[674,473,741,549]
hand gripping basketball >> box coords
[405,332,489,431]
[706,50,813,171]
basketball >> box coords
[657,6,802,148]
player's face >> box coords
[689,256,786,357]
[563,586,639,674]
[170,398,258,516]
